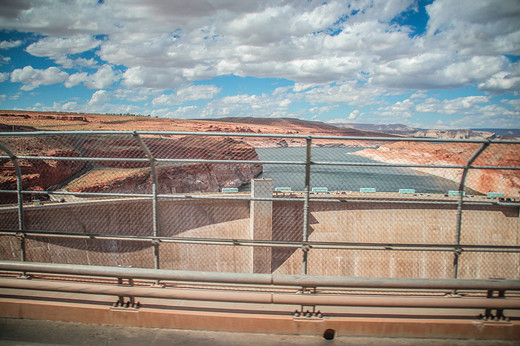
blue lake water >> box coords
[242,147,464,194]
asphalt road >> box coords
[1,318,518,346]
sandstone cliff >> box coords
[64,136,262,194]
[354,142,520,196]
[0,135,262,202]
[0,136,85,203]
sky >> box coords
[0,0,519,129]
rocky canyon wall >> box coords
[354,142,520,196]
[0,135,262,201]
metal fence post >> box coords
[452,141,490,279]
[0,142,26,268]
[132,133,160,270]
[302,137,312,275]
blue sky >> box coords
[0,0,519,129]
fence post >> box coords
[0,143,28,278]
[302,137,312,275]
[452,141,490,279]
[132,133,160,271]
[0,142,26,268]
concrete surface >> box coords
[1,317,518,346]
[2,286,520,341]
[1,194,518,278]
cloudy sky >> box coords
[0,0,519,129]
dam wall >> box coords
[1,189,518,279]
[272,199,519,279]
[0,197,252,272]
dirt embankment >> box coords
[354,142,520,196]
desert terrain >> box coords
[1,110,519,198]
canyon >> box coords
[1,111,519,198]
[0,122,263,200]
[65,136,263,195]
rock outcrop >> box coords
[65,136,263,194]
[0,135,262,202]
[0,112,88,122]
[0,136,85,203]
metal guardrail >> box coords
[0,131,519,281]
[1,261,519,315]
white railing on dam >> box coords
[0,131,519,280]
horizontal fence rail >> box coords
[3,277,520,310]
[1,261,520,313]
[2,261,520,290]
[0,130,519,285]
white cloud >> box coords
[1,0,518,91]
[10,66,68,90]
[426,0,520,56]
[200,92,295,118]
[122,66,185,88]
[302,81,386,106]
[478,62,520,92]
[65,72,88,88]
[0,0,519,127]
[26,35,102,68]
[88,89,110,105]
[0,72,9,82]
[0,40,23,49]
[114,88,160,103]
[26,35,100,56]
[152,85,221,106]
[223,2,341,45]
[410,92,427,99]
[150,105,200,118]
[501,98,520,109]
[63,65,120,89]
[375,95,501,125]
[370,54,510,90]
[309,105,339,115]
[84,65,120,89]
[348,109,361,120]
[377,99,415,118]
[415,96,490,114]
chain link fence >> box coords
[0,131,519,279]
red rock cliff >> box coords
[355,142,520,196]
[0,136,85,202]
[66,136,262,194]
[0,135,262,201]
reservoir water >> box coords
[242,147,464,194]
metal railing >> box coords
[0,131,519,281]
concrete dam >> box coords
[1,178,518,279]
